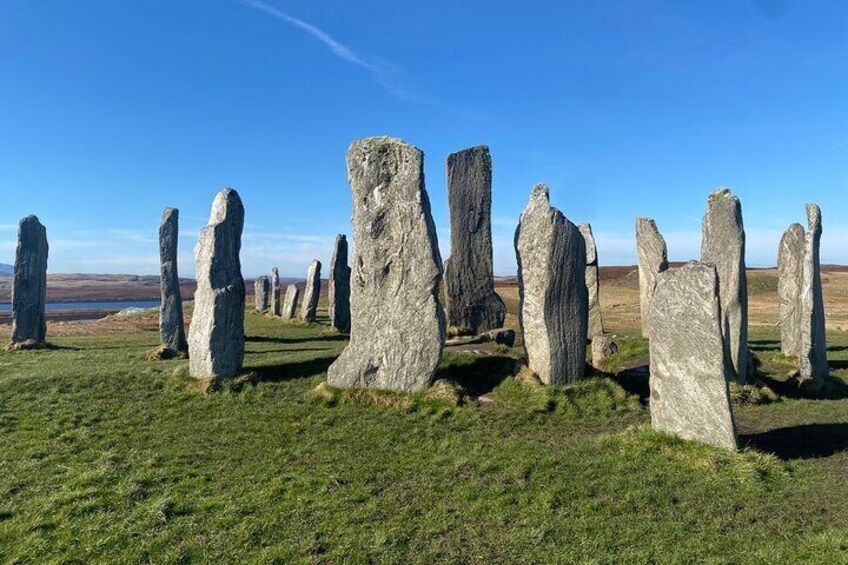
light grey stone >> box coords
[799,204,827,382]
[700,188,748,383]
[515,184,588,385]
[328,234,351,332]
[11,215,48,345]
[579,222,604,338]
[281,283,299,320]
[778,223,804,356]
[591,335,618,370]
[254,275,270,313]
[158,208,187,353]
[327,136,445,393]
[300,260,321,322]
[648,261,737,451]
[188,188,245,382]
[444,146,506,334]
[635,217,668,339]
[270,267,281,316]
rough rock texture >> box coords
[328,234,351,332]
[281,283,299,320]
[270,267,281,316]
[591,335,618,370]
[635,217,668,339]
[778,223,804,356]
[11,215,48,345]
[700,188,748,383]
[799,204,828,382]
[327,136,446,393]
[444,146,506,334]
[515,184,588,385]
[254,275,270,313]
[158,208,187,354]
[579,222,604,338]
[300,260,322,322]
[484,328,516,347]
[187,188,245,382]
[648,262,737,451]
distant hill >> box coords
[0,263,12,276]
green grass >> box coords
[1,311,848,562]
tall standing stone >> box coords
[254,275,270,313]
[444,146,506,334]
[188,188,245,382]
[270,267,281,316]
[700,188,748,383]
[328,234,351,332]
[579,222,603,338]
[327,136,445,393]
[515,184,588,385]
[158,208,187,354]
[281,283,300,320]
[778,223,804,356]
[635,217,668,339]
[648,262,737,451]
[799,204,827,382]
[300,260,321,322]
[10,215,48,346]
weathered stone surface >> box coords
[327,136,445,393]
[270,267,281,316]
[648,262,737,450]
[515,184,588,385]
[158,208,187,353]
[300,260,322,322]
[635,217,668,339]
[254,275,270,313]
[11,215,48,345]
[328,234,351,332]
[444,146,506,334]
[799,204,828,382]
[591,335,618,370]
[188,188,245,382]
[778,223,804,356]
[579,223,604,338]
[281,283,299,319]
[484,328,516,347]
[700,188,748,383]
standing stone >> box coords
[254,275,270,313]
[648,262,737,451]
[10,215,48,346]
[591,335,618,370]
[799,204,827,382]
[579,223,604,338]
[777,223,804,356]
[444,146,506,334]
[281,283,300,320]
[158,208,187,354]
[515,184,588,385]
[327,136,445,393]
[270,267,281,316]
[700,188,748,383]
[188,188,245,382]
[635,217,668,339]
[328,234,351,332]
[300,260,322,322]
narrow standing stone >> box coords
[329,234,351,332]
[10,215,48,346]
[327,136,446,393]
[158,208,187,354]
[281,283,300,320]
[444,146,506,334]
[799,204,827,382]
[254,275,270,313]
[300,260,321,322]
[700,188,748,383]
[635,217,668,339]
[188,188,245,382]
[579,222,604,338]
[777,223,804,356]
[648,262,737,451]
[270,267,281,316]
[515,184,588,385]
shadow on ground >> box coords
[436,355,518,397]
[741,423,848,460]
[246,334,348,345]
[248,355,338,383]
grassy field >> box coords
[2,273,848,562]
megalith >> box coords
[648,262,737,451]
[514,184,588,385]
[799,204,827,382]
[254,275,270,313]
[444,145,506,334]
[579,222,604,338]
[158,208,187,354]
[270,267,281,316]
[281,283,300,320]
[187,188,245,382]
[329,234,351,332]
[10,215,48,347]
[635,217,668,339]
[327,136,445,393]
[300,260,321,322]
[778,223,804,356]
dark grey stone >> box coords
[300,260,321,322]
[254,275,270,313]
[329,234,351,332]
[270,267,281,316]
[11,215,48,345]
[158,208,187,354]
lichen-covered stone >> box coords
[281,283,299,320]
[254,275,270,313]
[579,222,603,338]
[300,260,321,322]
[158,208,187,354]
[270,267,281,316]
[635,217,668,339]
[799,204,827,382]
[11,215,48,346]
[329,234,351,332]
[778,223,804,356]
[591,335,618,370]
[327,136,445,393]
[515,184,588,385]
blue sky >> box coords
[1,0,846,277]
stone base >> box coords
[145,345,188,361]
[6,339,48,351]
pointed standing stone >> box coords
[188,188,245,382]
[444,146,506,334]
[327,136,445,393]
[270,267,281,316]
[635,217,668,339]
[701,188,748,383]
[158,208,187,354]
[515,184,588,385]
[300,260,321,322]
[648,262,737,451]
[799,204,827,382]
[329,234,351,332]
[281,283,300,320]
[579,223,604,338]
[254,275,270,313]
[10,215,48,347]
[778,223,804,356]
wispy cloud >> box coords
[832,140,848,151]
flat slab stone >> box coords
[300,259,321,322]
[254,275,270,313]
[158,208,187,353]
[778,223,804,356]
[11,215,48,345]
[799,204,827,382]
[329,234,351,332]
[281,283,299,320]
[579,222,604,338]
[635,217,668,339]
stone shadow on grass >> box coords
[248,355,338,383]
[436,355,518,397]
[748,339,780,352]
[612,365,650,404]
[246,334,349,345]
[741,423,848,460]
[757,373,848,400]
